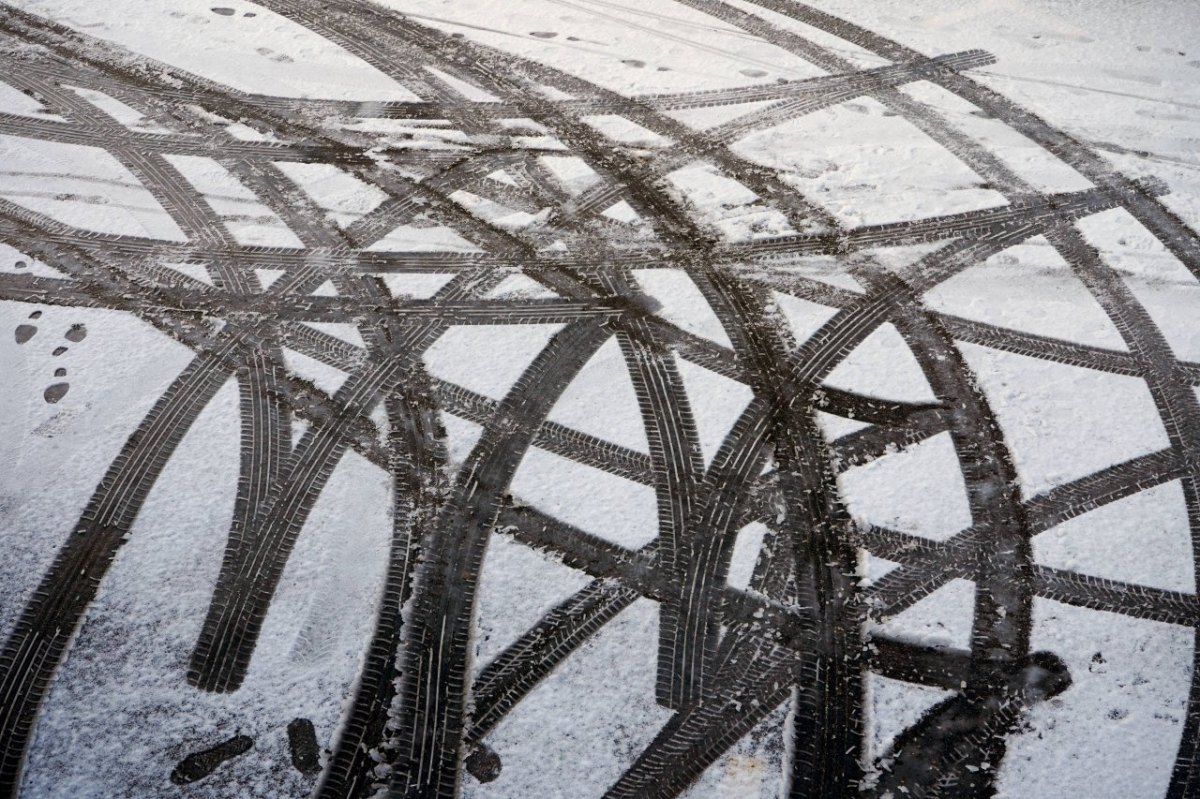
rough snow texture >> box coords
[0,0,1198,797]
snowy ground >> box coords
[0,1,1198,797]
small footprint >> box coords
[255,46,294,63]
[29,311,41,319]
[53,346,68,356]
[14,260,27,269]
[465,744,502,784]
[740,68,768,77]
[14,325,36,344]
[529,31,558,39]
[65,323,87,343]
[621,59,646,68]
[286,719,320,775]
[54,367,66,378]
[171,735,254,785]
[211,7,235,15]
[43,383,69,404]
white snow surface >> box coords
[1,0,1198,796]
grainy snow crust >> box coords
[0,0,1198,798]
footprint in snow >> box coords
[43,383,69,404]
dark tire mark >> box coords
[389,321,612,798]
[0,349,233,796]
[0,1,1195,797]
[869,653,1070,799]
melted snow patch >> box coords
[680,703,788,799]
